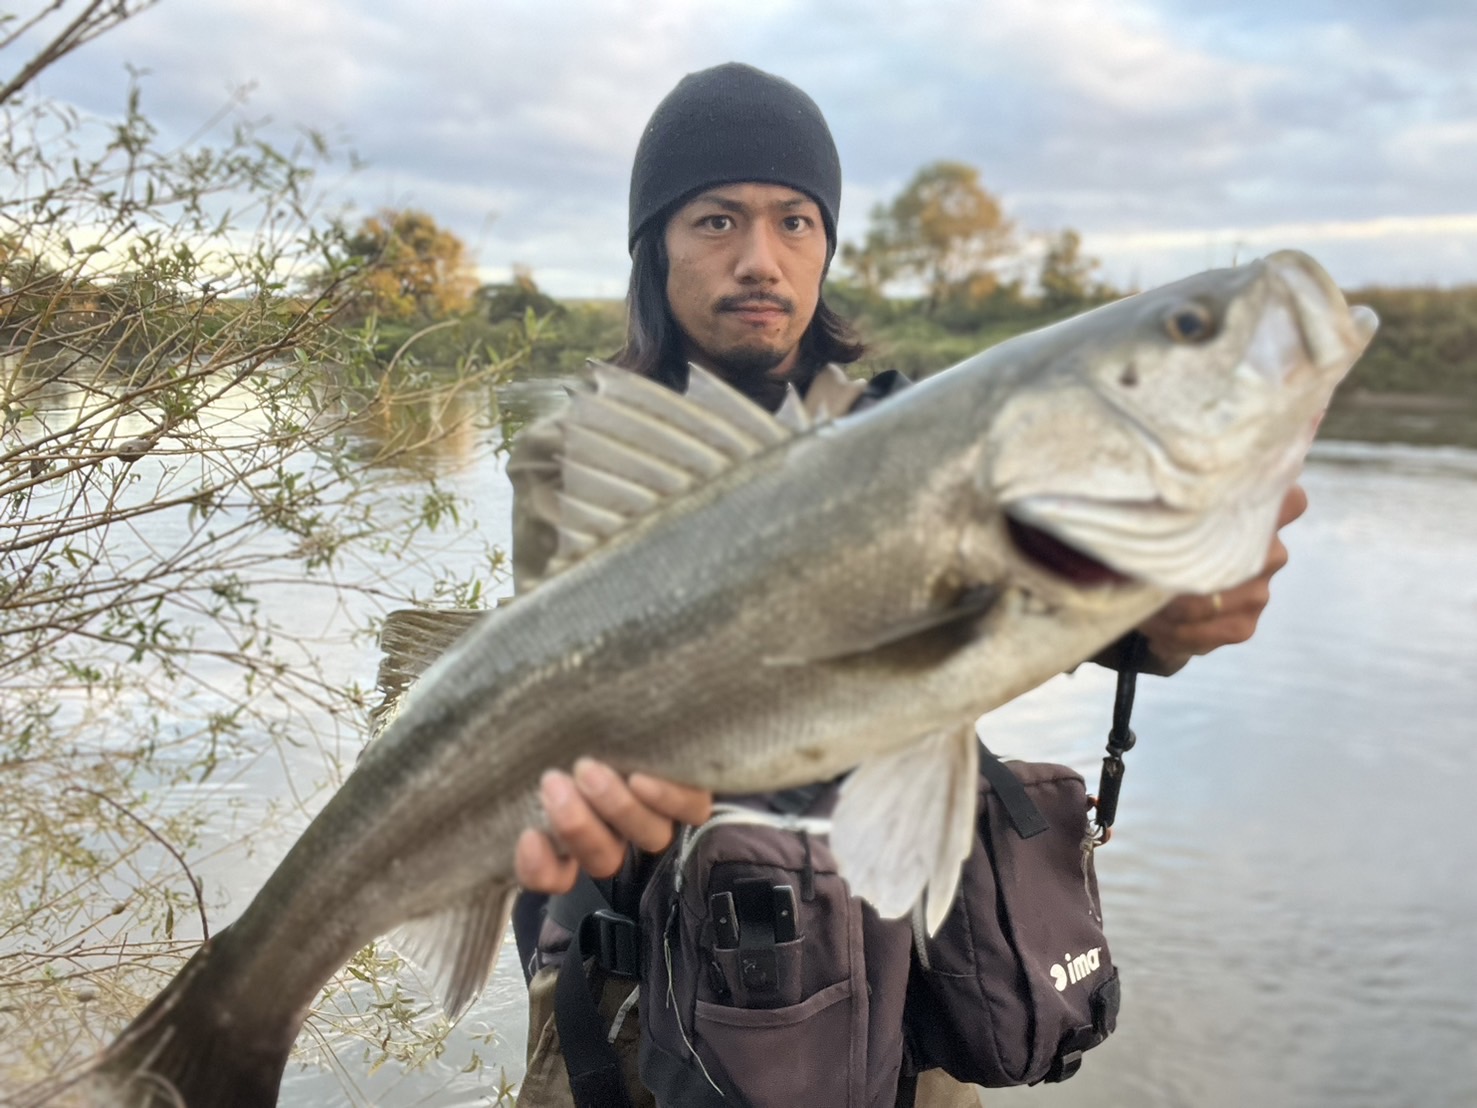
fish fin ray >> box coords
[830,726,979,929]
[371,609,490,736]
[391,880,518,1021]
[774,384,813,433]
[547,362,797,576]
[90,927,294,1107]
[765,585,999,666]
[803,364,867,423]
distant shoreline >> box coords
[1321,389,1477,450]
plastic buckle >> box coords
[1045,1048,1084,1083]
[592,908,640,978]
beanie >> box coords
[628,63,841,255]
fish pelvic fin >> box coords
[370,608,491,736]
[390,879,518,1021]
[86,928,295,1108]
[546,362,803,578]
[830,725,980,933]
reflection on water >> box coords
[10,358,1476,1106]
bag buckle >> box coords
[1046,1048,1084,1083]
[591,908,640,978]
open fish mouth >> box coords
[1005,513,1133,587]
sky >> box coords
[13,0,1477,297]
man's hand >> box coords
[1137,484,1308,666]
[514,758,714,895]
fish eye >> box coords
[1164,303,1217,343]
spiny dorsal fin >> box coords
[774,385,813,433]
[546,362,799,577]
[803,363,867,423]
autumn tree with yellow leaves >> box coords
[340,208,478,323]
[841,160,1016,310]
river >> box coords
[6,376,1476,1107]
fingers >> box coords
[515,826,579,894]
[1136,484,1308,663]
[571,759,693,855]
[1140,581,1266,656]
[1278,483,1309,529]
[629,772,714,827]
[514,760,715,894]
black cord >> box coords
[1095,631,1147,836]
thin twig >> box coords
[63,787,209,941]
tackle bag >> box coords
[904,756,1120,1088]
[631,752,1120,1107]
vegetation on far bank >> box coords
[312,159,1476,406]
[3,2,1474,1101]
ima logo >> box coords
[1050,947,1102,991]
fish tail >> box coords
[89,928,296,1108]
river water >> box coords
[9,377,1477,1107]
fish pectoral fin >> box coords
[389,879,518,1021]
[830,724,979,933]
[764,585,999,666]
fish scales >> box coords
[74,250,1376,1108]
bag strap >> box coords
[549,867,644,1108]
[977,747,1050,838]
[1093,630,1147,841]
[554,908,638,1108]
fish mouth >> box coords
[1263,251,1377,377]
[1005,514,1132,587]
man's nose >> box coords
[733,225,782,283]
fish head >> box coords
[989,250,1377,595]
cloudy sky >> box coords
[17,0,1477,297]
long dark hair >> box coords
[611,226,866,408]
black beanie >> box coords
[628,62,841,255]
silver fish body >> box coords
[88,250,1374,1107]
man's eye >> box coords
[782,216,811,232]
[702,215,733,231]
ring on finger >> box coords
[1210,591,1224,614]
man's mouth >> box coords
[718,294,793,324]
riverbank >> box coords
[1319,389,1477,450]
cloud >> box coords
[13,0,1477,295]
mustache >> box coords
[716,292,794,314]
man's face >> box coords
[662,182,828,387]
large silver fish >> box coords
[85,250,1374,1107]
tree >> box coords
[844,161,1016,309]
[1037,228,1104,310]
[340,208,478,323]
[477,264,564,323]
[1,6,513,1094]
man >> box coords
[508,62,1303,1106]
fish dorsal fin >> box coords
[803,364,867,423]
[830,725,979,933]
[547,362,798,576]
[774,384,813,433]
[371,608,491,735]
[390,879,518,1020]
